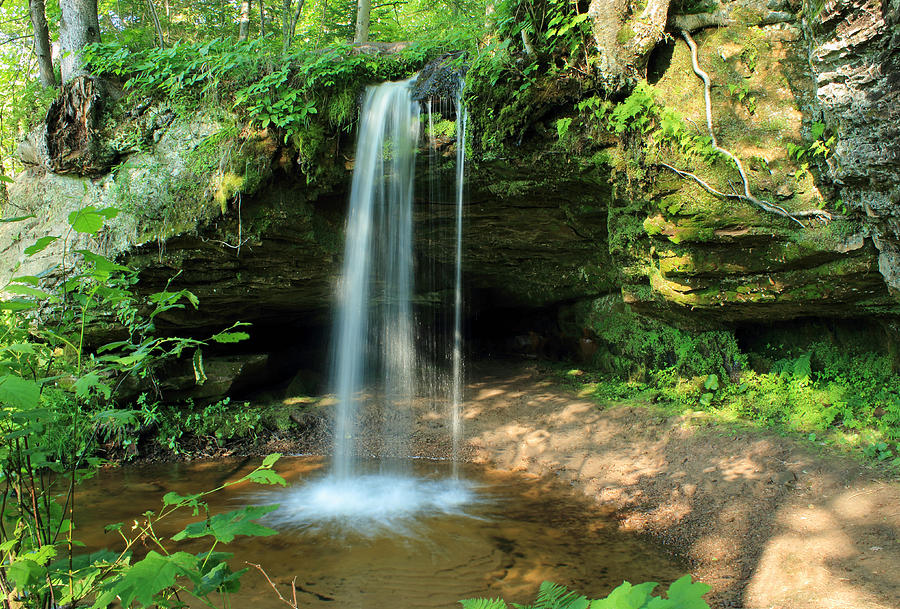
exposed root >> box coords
[665,30,834,227]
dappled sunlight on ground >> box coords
[425,360,900,609]
[745,482,900,609]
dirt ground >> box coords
[400,360,900,609]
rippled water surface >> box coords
[77,457,685,608]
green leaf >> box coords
[75,250,130,275]
[245,469,287,486]
[0,174,14,183]
[262,452,282,468]
[68,207,106,234]
[193,348,207,385]
[7,558,45,589]
[162,491,205,515]
[25,544,58,566]
[792,353,812,379]
[703,374,719,391]
[5,285,50,300]
[533,581,589,609]
[662,575,711,609]
[99,550,194,607]
[591,581,658,609]
[811,121,826,140]
[172,505,280,543]
[0,299,37,312]
[210,331,250,344]
[75,372,112,400]
[0,374,41,409]
[193,559,246,597]
[460,599,508,609]
[95,409,138,427]
[23,235,59,256]
[0,214,36,222]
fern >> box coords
[461,576,710,609]
[536,581,589,609]
[460,598,508,609]
[512,581,590,609]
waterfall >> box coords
[280,76,472,532]
[332,79,420,480]
[450,87,467,478]
[330,74,468,483]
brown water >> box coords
[76,457,686,608]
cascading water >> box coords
[450,87,467,478]
[332,79,419,480]
[276,77,473,532]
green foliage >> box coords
[585,300,745,381]
[785,121,836,183]
[465,0,596,153]
[519,580,589,609]
[726,81,757,115]
[609,84,658,135]
[573,303,900,466]
[461,576,711,609]
[461,599,509,609]
[154,397,264,452]
[0,209,267,608]
[83,38,453,181]
[173,505,280,543]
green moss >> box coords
[583,295,745,379]
[616,23,636,45]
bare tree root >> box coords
[672,9,729,32]
[662,30,833,227]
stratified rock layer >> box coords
[804,0,900,294]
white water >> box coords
[450,88,467,478]
[309,78,471,529]
[259,473,477,536]
[332,79,420,480]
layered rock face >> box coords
[803,0,900,294]
[602,16,899,325]
[0,121,609,337]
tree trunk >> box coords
[59,0,101,83]
[587,0,670,88]
[238,0,252,41]
[259,0,266,37]
[145,0,165,47]
[29,0,56,88]
[45,75,112,175]
[354,0,370,43]
[281,0,304,53]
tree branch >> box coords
[247,563,298,609]
[0,34,33,46]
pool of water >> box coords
[76,457,686,608]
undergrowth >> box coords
[82,37,456,177]
[142,395,319,455]
[461,576,710,609]
[566,303,900,470]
